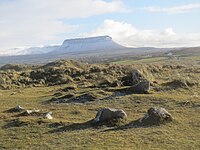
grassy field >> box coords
[112,57,167,65]
[0,59,200,150]
[0,86,200,149]
[112,48,200,65]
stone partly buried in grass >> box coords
[93,108,127,124]
[22,109,40,116]
[19,109,53,119]
[139,107,172,126]
[130,69,151,93]
[131,79,150,94]
[132,69,146,85]
[44,112,53,119]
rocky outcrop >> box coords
[140,107,172,125]
[130,69,151,93]
[132,69,146,85]
[94,108,127,123]
[132,79,150,93]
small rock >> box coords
[140,107,172,125]
[45,112,53,119]
[15,106,24,112]
[6,105,24,113]
[11,92,17,95]
[94,108,127,123]
[24,109,40,115]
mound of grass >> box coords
[0,64,31,72]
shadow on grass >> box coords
[49,120,95,133]
[101,90,150,102]
[49,119,150,133]
[2,119,28,129]
[101,119,146,132]
[3,108,22,113]
[49,119,127,133]
[102,118,174,132]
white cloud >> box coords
[0,0,127,50]
[85,19,200,47]
[142,3,200,14]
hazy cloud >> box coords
[85,19,200,47]
[142,3,200,14]
[0,0,127,50]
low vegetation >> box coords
[0,58,200,149]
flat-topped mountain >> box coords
[0,36,125,56]
[58,35,125,53]
[0,35,199,66]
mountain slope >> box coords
[55,35,125,53]
[0,36,125,56]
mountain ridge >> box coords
[0,36,125,56]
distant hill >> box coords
[55,35,125,53]
[0,36,125,56]
[168,47,200,56]
[0,35,199,65]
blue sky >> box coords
[66,0,200,33]
[0,0,200,54]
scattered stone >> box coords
[94,108,127,123]
[44,112,53,119]
[132,69,146,85]
[130,69,151,93]
[23,109,40,116]
[131,79,150,93]
[140,107,172,125]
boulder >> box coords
[140,107,172,125]
[132,79,150,93]
[130,69,151,93]
[94,108,127,123]
[132,69,145,85]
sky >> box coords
[0,0,200,53]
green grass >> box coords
[180,55,200,61]
[112,57,168,65]
[0,85,200,150]
[0,59,200,149]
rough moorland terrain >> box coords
[0,59,200,149]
